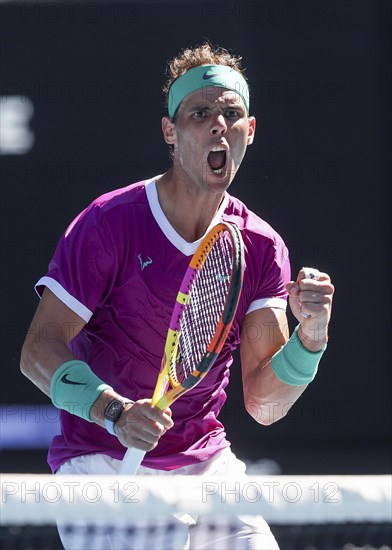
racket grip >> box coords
[119,447,146,475]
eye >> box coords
[226,109,240,118]
[192,110,208,119]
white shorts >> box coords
[56,448,279,550]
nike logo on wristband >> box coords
[60,374,86,385]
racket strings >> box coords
[175,232,233,384]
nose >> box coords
[210,114,227,135]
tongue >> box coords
[208,151,226,170]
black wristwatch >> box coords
[104,398,133,436]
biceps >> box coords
[240,308,288,373]
[27,287,86,348]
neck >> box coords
[156,169,225,242]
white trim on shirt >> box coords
[145,177,229,256]
[35,276,93,322]
[246,297,287,315]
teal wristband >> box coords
[50,360,113,422]
[271,326,327,386]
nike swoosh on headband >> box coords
[61,374,87,385]
[203,71,219,80]
[168,64,250,119]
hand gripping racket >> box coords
[119,222,244,474]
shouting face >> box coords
[162,87,256,196]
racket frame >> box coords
[152,222,244,409]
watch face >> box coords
[105,400,124,422]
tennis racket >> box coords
[119,222,244,474]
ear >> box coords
[162,116,177,145]
[246,116,256,145]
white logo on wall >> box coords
[0,96,35,155]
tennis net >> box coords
[1,474,391,549]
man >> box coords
[21,43,334,549]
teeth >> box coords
[208,147,226,174]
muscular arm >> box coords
[20,288,173,449]
[20,288,86,395]
[20,288,117,425]
[240,269,334,425]
[240,307,308,425]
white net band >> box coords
[1,475,391,526]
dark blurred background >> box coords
[1,0,390,475]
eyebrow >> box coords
[185,101,244,112]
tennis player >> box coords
[21,42,334,549]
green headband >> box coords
[168,64,250,119]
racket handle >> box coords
[119,447,146,475]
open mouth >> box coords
[207,146,227,175]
